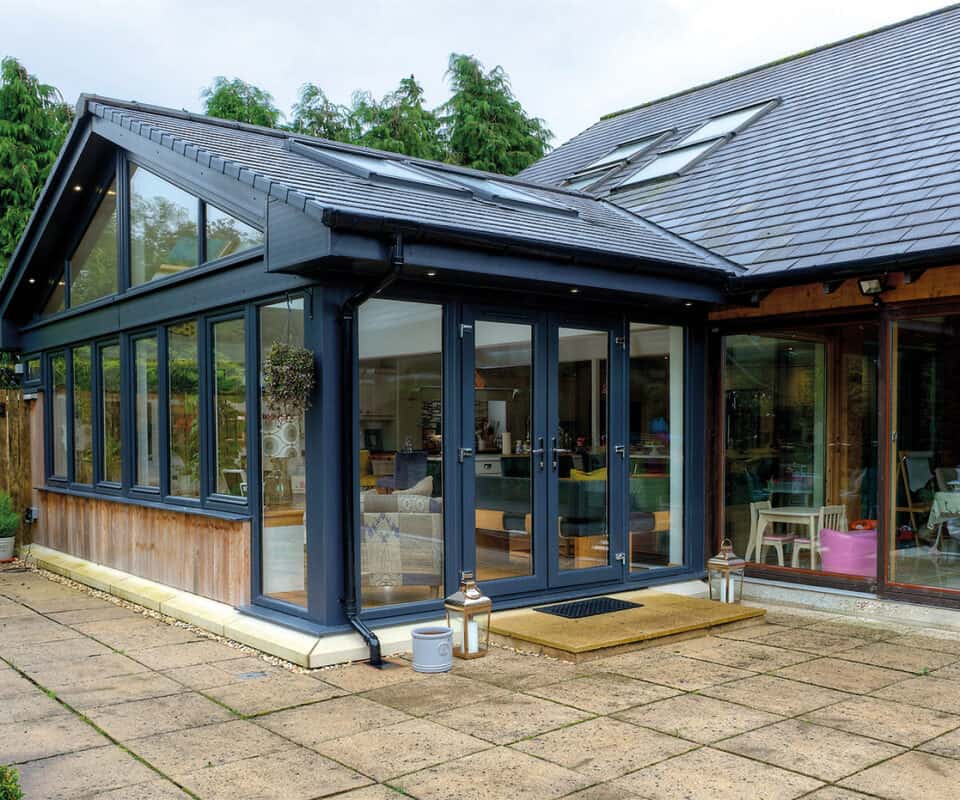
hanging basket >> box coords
[263,342,315,420]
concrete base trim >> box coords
[24,544,444,668]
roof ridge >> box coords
[600,3,960,122]
[600,199,743,273]
[80,94,590,199]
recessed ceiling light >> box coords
[684,302,693,307]
[426,271,437,277]
[570,288,580,294]
[72,185,82,192]
[28,278,35,284]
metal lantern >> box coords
[444,571,492,659]
[707,538,746,604]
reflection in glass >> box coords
[214,319,247,496]
[134,338,160,488]
[722,328,878,576]
[168,321,200,497]
[51,354,67,477]
[630,324,684,571]
[42,269,66,317]
[260,300,307,606]
[130,166,199,286]
[206,205,263,260]
[358,299,444,607]
[101,344,122,484]
[70,180,118,307]
[889,316,960,591]
[73,346,93,484]
[558,327,609,570]
[473,321,533,582]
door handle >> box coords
[551,436,559,471]
[615,445,626,459]
[458,447,474,463]
[530,436,545,471]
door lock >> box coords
[458,447,474,463]
[615,552,626,564]
[530,436,546,471]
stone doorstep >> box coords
[23,544,444,669]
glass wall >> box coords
[134,337,160,488]
[722,325,878,577]
[130,166,199,286]
[889,315,960,592]
[100,344,122,484]
[206,205,263,260]
[260,299,307,606]
[473,321,534,582]
[51,353,67,477]
[213,319,247,497]
[72,346,93,484]
[168,321,200,497]
[630,323,684,571]
[358,298,444,608]
[69,180,118,307]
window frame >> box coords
[164,315,204,506]
[70,343,94,489]
[95,338,123,493]
[45,350,70,484]
[128,329,164,498]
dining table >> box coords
[747,505,821,566]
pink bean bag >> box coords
[819,528,877,577]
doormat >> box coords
[534,597,642,619]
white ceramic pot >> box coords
[410,626,453,673]
[0,536,14,561]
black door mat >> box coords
[534,597,642,619]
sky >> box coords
[0,0,949,147]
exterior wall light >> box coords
[857,276,887,296]
[444,571,492,659]
[707,538,746,604]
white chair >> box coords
[793,505,846,569]
[750,500,795,566]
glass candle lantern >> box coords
[707,538,746,603]
[444,571,492,659]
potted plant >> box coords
[0,493,19,562]
[263,342,315,421]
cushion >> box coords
[362,492,441,514]
[571,467,608,481]
[395,475,433,496]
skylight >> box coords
[563,133,668,189]
[679,101,772,146]
[615,140,718,188]
[437,172,577,215]
[314,148,463,189]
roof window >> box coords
[614,140,719,188]
[678,100,774,146]
[563,133,670,190]
[435,172,577,216]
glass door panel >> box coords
[556,327,610,571]
[473,320,535,582]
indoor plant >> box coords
[263,342,315,420]
[0,493,20,562]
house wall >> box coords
[33,492,250,606]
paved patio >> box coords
[3,565,960,799]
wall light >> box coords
[857,276,887,296]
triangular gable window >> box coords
[69,179,118,307]
[130,166,200,286]
[206,204,264,260]
[41,268,66,317]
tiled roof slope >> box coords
[520,6,960,276]
[87,101,732,275]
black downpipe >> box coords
[339,233,405,667]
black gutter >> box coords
[338,232,406,667]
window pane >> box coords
[51,354,67,477]
[260,300,307,606]
[73,346,93,484]
[101,344,122,484]
[41,269,66,317]
[558,327,610,571]
[630,324,684,571]
[214,319,247,496]
[358,298,443,608]
[130,166,199,286]
[889,316,960,591]
[206,205,263,260]
[25,358,40,382]
[134,338,160,488]
[473,321,534,582]
[168,321,200,497]
[69,180,118,307]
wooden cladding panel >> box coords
[709,267,960,321]
[35,492,251,606]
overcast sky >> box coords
[1,0,947,146]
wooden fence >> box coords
[0,389,32,548]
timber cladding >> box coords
[35,492,251,607]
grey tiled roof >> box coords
[520,6,960,277]
[86,101,732,275]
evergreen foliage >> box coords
[0,765,23,800]
[201,77,282,128]
[0,57,72,273]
